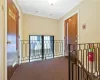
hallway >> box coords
[1,0,100,80]
[11,57,68,80]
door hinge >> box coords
[2,5,4,11]
[18,56,20,59]
[18,16,20,19]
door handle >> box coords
[7,41,11,44]
[75,40,77,43]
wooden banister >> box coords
[72,54,93,80]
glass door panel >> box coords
[44,36,54,59]
[29,35,54,61]
[30,36,42,61]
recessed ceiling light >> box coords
[48,0,57,5]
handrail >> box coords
[20,40,64,62]
[68,43,100,80]
[72,54,93,80]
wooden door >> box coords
[64,14,78,55]
[65,13,78,80]
[7,0,19,80]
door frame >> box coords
[64,10,80,56]
[4,0,21,80]
[7,0,19,79]
[5,0,8,79]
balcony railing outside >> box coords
[20,40,64,63]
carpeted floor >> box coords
[11,57,68,80]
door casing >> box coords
[64,12,79,56]
[7,0,19,79]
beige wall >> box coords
[0,9,4,80]
[58,0,100,43]
[23,14,59,40]
[0,0,5,80]
[97,1,100,36]
[21,14,60,59]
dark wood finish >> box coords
[7,0,19,80]
[64,13,78,45]
[64,14,78,80]
[64,14,78,58]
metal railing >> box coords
[20,40,64,63]
[68,43,100,80]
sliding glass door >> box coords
[29,36,42,61]
[44,36,54,59]
[29,35,54,61]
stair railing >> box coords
[68,43,100,80]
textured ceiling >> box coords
[17,0,82,19]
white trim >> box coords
[64,10,79,21]
[12,61,17,67]
[64,10,80,44]
[67,23,68,45]
[66,23,69,55]
[4,0,7,79]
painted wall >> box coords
[97,1,100,36]
[58,0,100,43]
[21,14,60,59]
[23,14,59,40]
[0,0,5,80]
